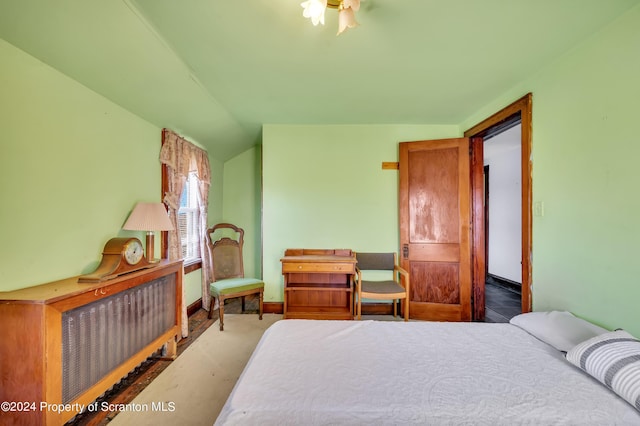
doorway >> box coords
[464,93,532,321]
[483,122,523,322]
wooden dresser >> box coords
[281,249,356,320]
[0,260,182,425]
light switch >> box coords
[534,201,545,217]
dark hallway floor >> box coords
[485,279,521,323]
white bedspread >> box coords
[215,320,640,425]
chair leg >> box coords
[219,297,225,331]
[259,290,263,320]
[241,295,246,312]
[393,300,398,317]
[208,296,215,319]
[404,297,409,322]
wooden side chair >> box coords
[354,252,410,321]
[206,223,264,331]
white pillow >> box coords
[566,330,640,412]
[509,311,608,352]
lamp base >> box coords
[145,232,160,264]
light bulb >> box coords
[301,0,328,26]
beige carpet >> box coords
[109,313,282,426]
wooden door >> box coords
[399,138,472,321]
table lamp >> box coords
[123,202,174,262]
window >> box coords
[160,128,211,278]
[177,171,201,264]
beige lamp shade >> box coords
[123,202,174,262]
[123,202,174,232]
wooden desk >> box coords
[281,249,356,320]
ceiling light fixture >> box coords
[301,0,362,35]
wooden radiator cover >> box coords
[0,259,182,425]
[61,274,176,404]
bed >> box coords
[215,313,640,425]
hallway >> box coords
[485,279,521,323]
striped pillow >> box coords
[566,330,640,411]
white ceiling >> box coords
[1,0,638,159]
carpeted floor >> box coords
[108,313,282,426]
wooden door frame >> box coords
[464,93,533,319]
[483,164,490,279]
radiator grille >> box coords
[61,275,176,403]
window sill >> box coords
[183,259,202,274]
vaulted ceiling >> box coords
[1,0,638,160]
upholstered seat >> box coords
[360,279,405,295]
[206,223,264,331]
[210,277,264,298]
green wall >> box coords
[462,5,640,336]
[261,124,459,302]
[222,146,262,278]
[0,39,220,306]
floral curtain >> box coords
[160,129,211,338]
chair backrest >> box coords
[206,223,245,281]
[355,252,396,271]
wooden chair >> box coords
[206,223,264,331]
[355,252,410,321]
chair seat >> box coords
[361,280,405,295]
[210,277,264,297]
